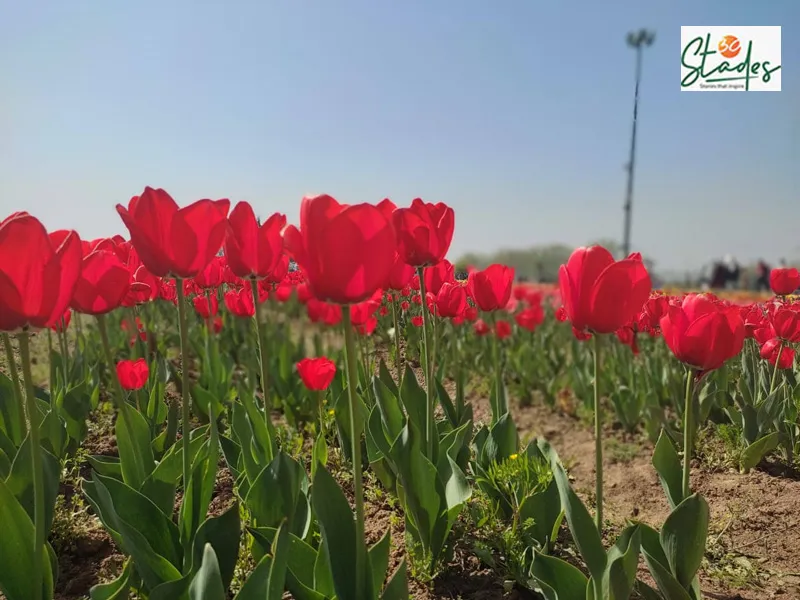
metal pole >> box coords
[621,30,654,258]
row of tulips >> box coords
[1,188,799,600]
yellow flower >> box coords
[509,453,519,460]
[327,409,335,416]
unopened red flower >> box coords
[297,357,337,391]
[495,319,512,339]
[386,253,415,291]
[193,294,219,319]
[515,305,544,332]
[436,282,467,319]
[284,195,396,304]
[468,264,515,312]
[661,294,745,372]
[225,202,286,280]
[558,246,651,334]
[759,338,794,369]
[473,319,490,336]
[116,187,230,278]
[116,358,149,391]
[770,268,800,296]
[392,198,455,267]
[424,259,455,296]
[411,315,424,327]
[0,213,82,331]
[71,248,130,315]
[194,255,226,289]
[224,287,255,318]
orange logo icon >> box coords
[718,35,741,58]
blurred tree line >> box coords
[456,238,658,284]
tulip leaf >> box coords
[530,552,589,600]
[312,465,367,600]
[550,461,607,584]
[660,494,709,588]
[368,529,391,596]
[84,474,182,590]
[189,544,226,600]
[89,559,133,600]
[7,436,61,533]
[607,524,641,600]
[381,559,408,600]
[741,432,780,473]
[0,478,55,600]
[116,401,156,490]
[652,430,684,509]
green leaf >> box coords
[311,466,367,600]
[266,520,291,600]
[368,529,391,595]
[519,479,562,549]
[0,478,55,600]
[652,430,683,509]
[89,559,133,600]
[741,432,780,473]
[189,544,226,600]
[83,474,182,590]
[88,455,123,479]
[530,552,588,600]
[245,451,309,538]
[381,559,408,600]
[660,494,709,588]
[550,462,607,583]
[0,371,24,446]
[116,402,156,490]
[606,525,641,600]
[7,436,61,532]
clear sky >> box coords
[1,0,797,273]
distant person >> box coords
[709,261,727,289]
[755,260,771,291]
[723,254,741,289]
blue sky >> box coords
[1,0,797,273]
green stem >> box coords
[593,334,603,532]
[682,369,695,500]
[416,267,435,458]
[392,297,402,383]
[250,279,274,437]
[58,325,69,387]
[2,332,27,436]
[342,306,366,599]
[769,343,784,396]
[96,314,144,480]
[17,332,45,600]
[175,279,193,494]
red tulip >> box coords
[760,338,794,369]
[283,195,396,304]
[660,294,745,372]
[435,282,467,319]
[116,358,149,391]
[770,267,800,296]
[0,213,82,331]
[224,287,255,318]
[468,264,515,312]
[392,198,455,267]
[495,319,512,339]
[473,319,490,336]
[424,259,455,296]
[558,246,651,334]
[386,253,415,291]
[193,294,219,319]
[116,187,230,278]
[515,305,544,332]
[296,357,337,391]
[194,255,226,289]
[71,248,131,315]
[225,202,286,280]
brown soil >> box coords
[506,400,800,600]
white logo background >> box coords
[681,26,782,92]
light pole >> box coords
[621,29,655,258]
